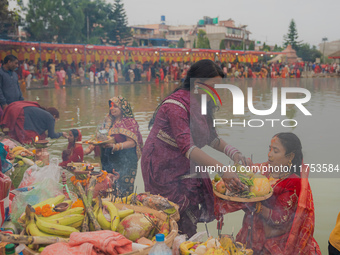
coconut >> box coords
[116,213,155,241]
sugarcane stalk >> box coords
[76,182,101,231]
[81,213,89,232]
[0,233,69,245]
[87,176,97,205]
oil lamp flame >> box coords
[35,136,39,142]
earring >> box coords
[288,160,292,168]
[194,85,199,94]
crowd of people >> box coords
[1,54,339,89]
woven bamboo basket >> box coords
[20,203,178,255]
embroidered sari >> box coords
[214,163,321,255]
[100,98,143,196]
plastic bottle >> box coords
[5,243,17,254]
[149,234,172,255]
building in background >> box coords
[318,40,340,58]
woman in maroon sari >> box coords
[215,133,321,254]
[59,129,84,167]
[141,59,246,237]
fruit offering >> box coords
[179,236,253,255]
[212,164,272,198]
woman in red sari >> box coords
[0,101,67,144]
[142,59,247,237]
[215,133,321,254]
[59,129,84,167]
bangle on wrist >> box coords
[121,142,124,150]
[224,144,240,159]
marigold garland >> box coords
[71,171,108,187]
[35,204,59,217]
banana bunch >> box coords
[92,197,133,231]
[11,146,34,157]
[25,205,83,237]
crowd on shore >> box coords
[0,57,340,89]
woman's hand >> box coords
[233,152,248,166]
[62,132,68,138]
[222,171,246,192]
[102,143,113,148]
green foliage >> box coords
[283,19,302,51]
[168,43,176,48]
[262,42,271,52]
[24,0,84,43]
[196,29,210,49]
[132,40,138,47]
[193,38,196,48]
[230,44,236,50]
[273,44,284,52]
[248,41,255,50]
[178,37,185,48]
[0,0,21,39]
[23,0,130,44]
[297,43,322,62]
[106,0,131,45]
[219,40,225,50]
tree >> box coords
[219,39,225,50]
[297,43,321,62]
[81,0,115,44]
[262,42,271,52]
[193,38,196,48]
[107,0,131,45]
[248,41,255,50]
[25,0,84,43]
[196,29,210,49]
[230,44,236,50]
[273,44,284,52]
[0,0,21,39]
[178,37,185,48]
[132,40,138,47]
[283,19,302,51]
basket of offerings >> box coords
[212,167,273,202]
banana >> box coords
[43,214,84,226]
[63,200,73,207]
[118,209,134,220]
[11,146,25,153]
[33,195,66,209]
[68,220,83,229]
[180,241,197,255]
[43,207,84,221]
[113,193,136,204]
[35,215,79,237]
[102,201,119,231]
[20,195,66,222]
[26,210,53,237]
[96,198,111,230]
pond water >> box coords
[24,78,340,254]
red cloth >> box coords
[41,230,132,255]
[0,101,46,144]
[59,130,84,167]
[214,163,321,255]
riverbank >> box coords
[23,71,339,90]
